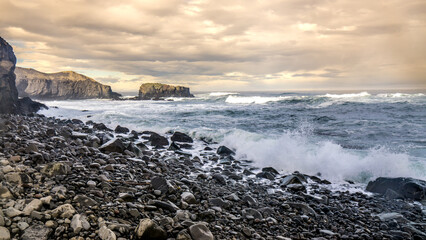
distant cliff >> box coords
[138,83,194,100]
[15,67,121,100]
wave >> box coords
[324,92,371,98]
[225,95,289,104]
[221,129,426,183]
[209,92,239,97]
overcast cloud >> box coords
[1,0,425,91]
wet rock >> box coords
[286,202,317,216]
[73,194,98,207]
[115,125,129,134]
[21,225,52,240]
[188,223,214,240]
[242,208,262,220]
[134,218,167,240]
[99,138,126,153]
[216,146,235,156]
[149,133,169,148]
[171,132,193,143]
[151,176,174,194]
[366,177,426,200]
[41,162,71,177]
[212,174,226,185]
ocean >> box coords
[38,90,426,183]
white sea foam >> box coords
[225,95,288,104]
[209,92,239,96]
[324,92,371,98]
[221,129,426,183]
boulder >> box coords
[171,132,193,143]
[115,125,129,134]
[21,224,52,240]
[99,226,116,240]
[15,67,121,99]
[99,138,126,153]
[216,146,235,156]
[138,83,194,100]
[149,133,169,148]
[188,223,214,240]
[134,218,167,240]
[366,177,426,200]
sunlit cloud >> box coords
[0,0,425,91]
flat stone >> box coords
[21,225,52,240]
[188,223,214,240]
[17,222,29,231]
[3,207,22,218]
[23,199,42,215]
[73,194,98,207]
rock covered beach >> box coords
[0,113,425,240]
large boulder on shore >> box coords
[366,177,426,200]
[0,37,19,114]
[138,83,194,100]
[15,67,121,100]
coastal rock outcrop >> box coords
[138,83,193,100]
[15,67,121,100]
[0,37,19,114]
[0,37,46,114]
[366,177,426,200]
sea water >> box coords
[38,90,426,183]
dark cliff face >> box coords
[0,37,19,114]
[15,67,121,100]
[138,83,194,100]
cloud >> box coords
[0,0,425,91]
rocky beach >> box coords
[0,113,425,240]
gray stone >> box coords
[73,194,98,207]
[181,192,197,204]
[41,162,70,177]
[17,222,29,231]
[188,223,214,240]
[242,208,262,220]
[134,218,167,240]
[23,199,42,215]
[21,224,52,240]
[71,214,90,234]
[51,204,76,218]
[3,207,22,218]
[151,177,173,194]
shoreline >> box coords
[0,113,425,239]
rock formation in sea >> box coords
[0,37,46,114]
[15,67,121,100]
[138,83,194,100]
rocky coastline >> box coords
[0,113,425,240]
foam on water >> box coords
[221,129,426,183]
[225,95,289,104]
[324,91,371,98]
[209,92,239,96]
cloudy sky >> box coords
[1,0,425,92]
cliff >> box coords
[138,83,194,100]
[15,67,121,100]
[0,37,46,114]
[0,37,19,113]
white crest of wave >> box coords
[376,93,425,98]
[209,92,239,96]
[222,130,425,182]
[225,95,288,104]
[324,92,370,98]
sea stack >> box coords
[15,67,121,100]
[0,37,20,114]
[138,83,194,100]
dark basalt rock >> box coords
[138,83,194,100]
[149,132,169,148]
[115,125,130,134]
[18,97,48,114]
[0,37,19,114]
[99,139,126,153]
[216,146,235,156]
[15,67,121,100]
[366,177,426,200]
[171,131,193,143]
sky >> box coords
[1,0,425,92]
